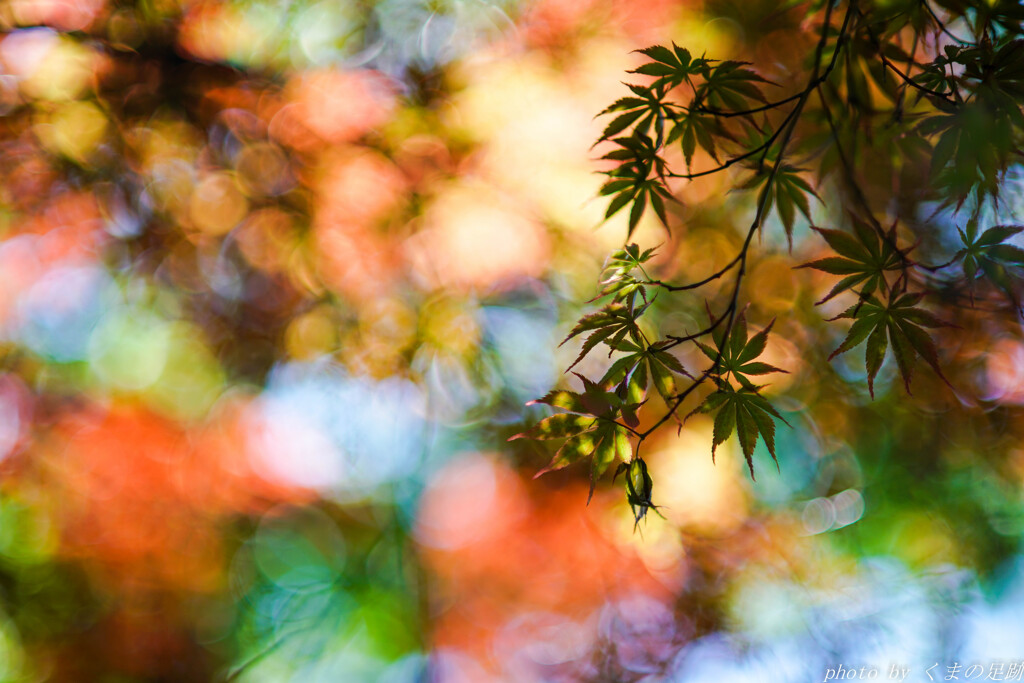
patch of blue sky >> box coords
[481,305,559,407]
[255,359,427,500]
[14,264,115,362]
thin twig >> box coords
[648,254,741,292]
[816,85,957,274]
[921,0,977,46]
[858,7,959,104]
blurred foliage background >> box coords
[0,0,1022,681]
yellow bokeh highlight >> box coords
[421,297,480,357]
[0,498,57,566]
[342,299,419,378]
[285,307,338,360]
[748,256,799,314]
[413,181,549,289]
[647,418,749,533]
[236,142,293,197]
[15,34,98,102]
[672,15,742,59]
[0,617,24,681]
[236,208,298,273]
[189,173,249,235]
[35,100,108,162]
[449,47,655,250]
[106,8,146,49]
[889,512,958,568]
[607,505,687,589]
[127,117,204,169]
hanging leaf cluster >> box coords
[691,311,789,477]
[514,0,1024,524]
[511,378,636,501]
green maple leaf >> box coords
[599,338,690,405]
[740,165,820,246]
[694,309,787,390]
[689,386,789,479]
[560,301,647,371]
[508,411,596,442]
[688,310,788,478]
[955,221,1024,305]
[586,419,632,502]
[597,79,672,145]
[513,376,637,500]
[628,43,705,91]
[700,60,772,110]
[666,110,730,168]
[594,243,657,307]
[599,132,674,236]
[828,292,953,397]
[796,219,910,303]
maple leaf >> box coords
[694,309,787,391]
[512,377,637,501]
[560,302,646,372]
[741,165,821,246]
[796,219,910,304]
[688,386,789,479]
[955,221,1024,306]
[688,309,789,478]
[828,292,953,396]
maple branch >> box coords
[639,0,853,441]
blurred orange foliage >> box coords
[418,455,673,672]
[39,403,311,594]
